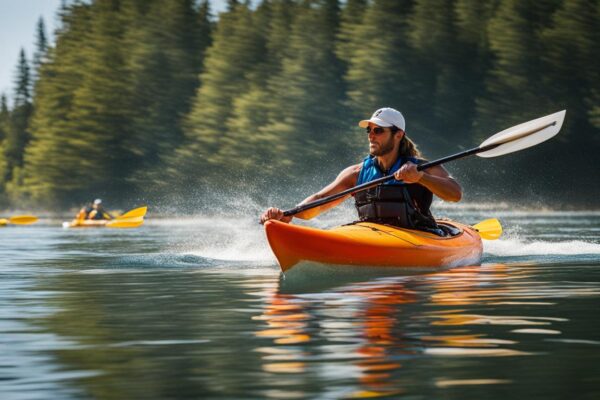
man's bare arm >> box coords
[260,164,361,223]
[294,164,361,219]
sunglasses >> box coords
[366,126,387,135]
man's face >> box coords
[367,123,396,156]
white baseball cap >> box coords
[93,199,102,205]
[358,107,406,131]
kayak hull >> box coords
[63,219,109,228]
[264,220,483,272]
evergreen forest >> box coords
[0,0,598,210]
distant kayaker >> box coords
[260,107,462,234]
[87,199,113,220]
[76,202,93,220]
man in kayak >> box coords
[87,199,113,220]
[260,107,462,234]
[75,202,93,220]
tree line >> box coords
[0,0,597,210]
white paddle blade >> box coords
[477,110,565,158]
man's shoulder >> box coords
[335,163,361,184]
[342,163,362,175]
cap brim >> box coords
[358,117,393,128]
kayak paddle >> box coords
[0,215,39,225]
[472,218,502,240]
[283,110,566,217]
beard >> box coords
[369,135,396,157]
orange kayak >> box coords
[264,220,483,272]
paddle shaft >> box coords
[282,121,556,217]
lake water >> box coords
[1,206,599,399]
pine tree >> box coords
[5,50,33,172]
[11,0,598,206]
[0,95,9,195]
[409,0,455,142]
[124,0,206,184]
[335,0,367,64]
[196,0,213,68]
[32,17,49,82]
[454,0,499,134]
[536,0,600,200]
[227,0,240,12]
[1,50,34,200]
[64,0,132,198]
[23,0,213,205]
[475,0,554,135]
[541,0,599,139]
[173,1,264,186]
[256,0,349,173]
[13,49,32,108]
[223,0,297,174]
[344,0,428,147]
[22,2,101,205]
[408,0,490,148]
[0,94,8,142]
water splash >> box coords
[484,237,600,257]
[156,215,276,264]
[147,196,600,268]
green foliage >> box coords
[0,95,10,203]
[13,49,32,107]
[0,94,8,143]
[22,0,207,205]
[259,0,348,171]
[476,0,553,132]
[172,1,266,185]
[541,0,599,141]
[32,17,49,82]
[4,50,33,188]
[123,0,206,187]
[335,0,367,67]
[223,0,296,173]
[1,0,597,208]
[344,1,422,121]
[22,2,94,205]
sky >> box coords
[0,0,229,105]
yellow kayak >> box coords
[62,206,147,229]
[62,219,111,228]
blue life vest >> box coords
[89,208,110,220]
[354,155,438,230]
[356,155,419,186]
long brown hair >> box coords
[398,132,422,158]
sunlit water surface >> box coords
[1,206,599,399]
